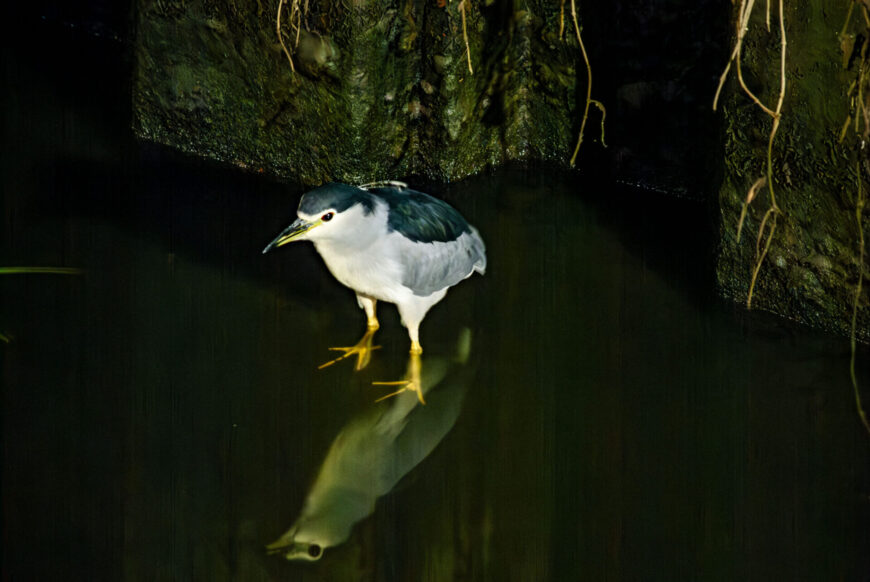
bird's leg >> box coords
[373,350,425,404]
[408,321,423,355]
[318,297,381,371]
[373,322,425,403]
[359,295,380,331]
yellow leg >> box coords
[318,322,381,371]
[373,349,425,404]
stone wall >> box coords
[133,0,585,184]
[132,0,868,339]
[716,0,869,341]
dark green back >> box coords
[369,186,470,243]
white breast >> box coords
[316,240,408,303]
[311,204,410,304]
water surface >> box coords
[2,26,869,582]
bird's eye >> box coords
[308,544,322,558]
[321,212,334,222]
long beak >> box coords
[262,218,320,254]
[265,530,324,560]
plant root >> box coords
[851,163,870,436]
[458,0,473,75]
[276,0,296,74]
[568,0,606,166]
[714,0,786,309]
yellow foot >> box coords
[373,352,425,404]
[318,327,380,371]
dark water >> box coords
[3,19,870,582]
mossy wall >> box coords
[133,0,867,337]
[133,0,584,184]
[717,0,869,341]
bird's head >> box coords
[265,525,327,562]
[262,183,376,253]
[265,491,363,562]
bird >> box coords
[263,181,486,403]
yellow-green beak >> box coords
[262,218,320,254]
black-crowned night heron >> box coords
[263,182,486,402]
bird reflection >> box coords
[372,350,423,403]
[266,329,473,561]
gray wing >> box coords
[397,226,486,296]
[368,186,470,243]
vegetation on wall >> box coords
[269,0,604,172]
[714,0,787,310]
[716,0,869,434]
[837,0,870,433]
[562,0,605,165]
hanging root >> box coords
[736,176,768,242]
[276,0,296,73]
[841,0,870,437]
[851,163,870,436]
[276,0,307,74]
[714,0,787,309]
[568,0,606,166]
[747,207,777,308]
[458,0,473,75]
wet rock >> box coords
[133,0,582,184]
[716,0,869,340]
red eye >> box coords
[322,212,334,222]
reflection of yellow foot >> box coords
[373,351,425,404]
[318,327,380,371]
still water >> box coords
[2,154,869,580]
[2,28,870,582]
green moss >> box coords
[133,0,584,185]
[717,0,869,340]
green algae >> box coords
[717,0,869,341]
[133,0,585,185]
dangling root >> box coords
[458,0,473,75]
[568,0,606,166]
[276,0,296,73]
[276,0,308,75]
[714,0,786,309]
[850,163,870,436]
